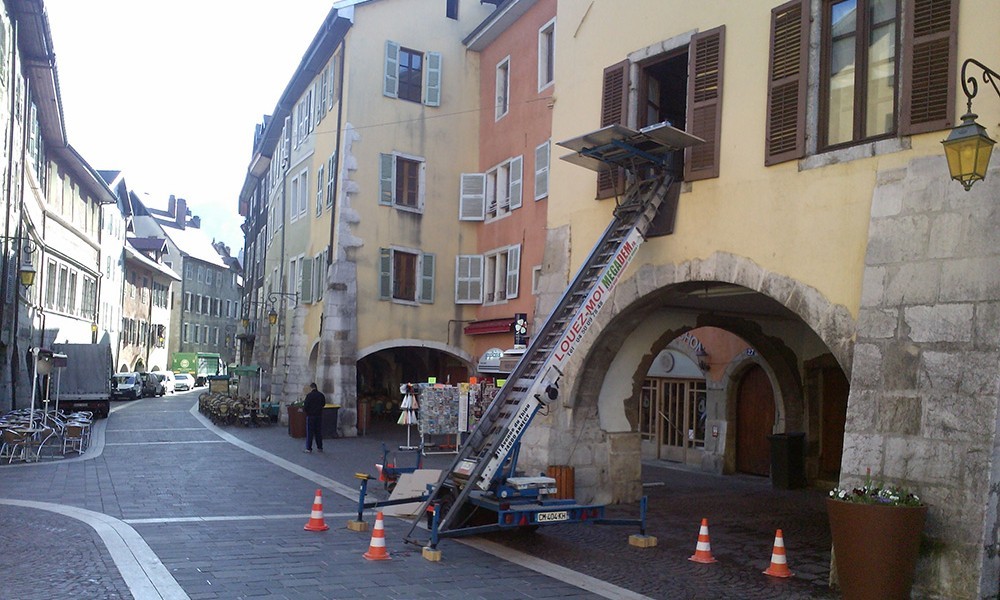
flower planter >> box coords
[827,498,926,600]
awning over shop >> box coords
[464,318,513,335]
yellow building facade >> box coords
[534,1,999,597]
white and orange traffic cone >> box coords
[763,529,793,578]
[363,511,391,560]
[688,518,717,563]
[304,489,330,532]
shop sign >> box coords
[477,347,504,372]
[513,313,528,348]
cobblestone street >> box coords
[0,391,840,599]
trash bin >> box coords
[321,405,340,439]
[768,432,806,489]
[288,405,306,438]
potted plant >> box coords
[827,471,926,600]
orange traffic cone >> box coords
[363,511,391,560]
[688,518,717,563]
[304,489,330,532]
[763,529,793,578]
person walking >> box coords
[303,383,327,453]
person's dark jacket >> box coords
[303,389,326,416]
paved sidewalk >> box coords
[0,391,841,599]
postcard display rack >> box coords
[416,382,495,455]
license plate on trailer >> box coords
[536,511,569,523]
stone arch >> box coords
[529,252,855,503]
[358,338,475,368]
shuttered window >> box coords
[455,255,483,304]
[685,26,725,181]
[384,40,442,107]
[598,60,629,198]
[766,0,809,165]
[378,248,434,304]
[459,173,486,221]
[534,140,550,200]
[900,0,956,134]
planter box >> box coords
[827,498,926,599]
[287,405,306,438]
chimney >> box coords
[175,198,187,229]
[191,215,201,229]
[167,194,176,215]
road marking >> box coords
[119,428,206,432]
[190,402,652,600]
[457,536,654,600]
[105,440,227,446]
[124,512,360,524]
[0,499,189,600]
[189,404,358,499]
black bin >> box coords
[321,405,340,439]
[768,432,806,489]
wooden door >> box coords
[820,367,849,476]
[736,365,775,476]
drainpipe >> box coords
[326,41,346,267]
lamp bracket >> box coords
[960,58,1000,112]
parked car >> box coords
[139,372,165,397]
[152,370,175,394]
[110,373,143,400]
[174,373,194,392]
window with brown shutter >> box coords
[598,60,629,198]
[900,0,957,135]
[685,26,725,181]
[766,0,809,166]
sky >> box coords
[45,1,337,257]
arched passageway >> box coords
[521,256,855,505]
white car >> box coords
[152,371,175,394]
[174,373,194,392]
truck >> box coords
[171,352,224,387]
[50,343,113,418]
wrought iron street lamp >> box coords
[0,236,37,289]
[266,292,298,325]
[943,59,998,190]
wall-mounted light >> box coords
[1,236,37,289]
[266,291,297,326]
[943,59,999,191]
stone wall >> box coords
[847,156,1000,599]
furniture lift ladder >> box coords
[404,122,703,544]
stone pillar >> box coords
[318,258,358,437]
[847,157,1000,599]
[280,305,310,406]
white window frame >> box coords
[485,155,522,220]
[290,168,309,221]
[532,265,543,296]
[495,56,510,120]
[326,152,336,208]
[315,164,324,217]
[538,18,556,92]
[483,244,520,305]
